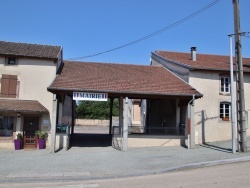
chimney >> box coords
[191,47,197,61]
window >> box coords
[221,76,230,93]
[7,57,16,65]
[0,75,18,98]
[220,102,231,120]
[0,116,14,137]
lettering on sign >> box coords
[73,92,108,101]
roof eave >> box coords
[0,53,58,61]
[152,51,193,69]
[47,87,202,99]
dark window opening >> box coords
[8,57,16,65]
[0,116,14,137]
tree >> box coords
[76,99,119,120]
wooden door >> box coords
[23,117,39,149]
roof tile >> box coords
[0,100,49,113]
[155,51,250,71]
[48,61,201,97]
[0,41,61,59]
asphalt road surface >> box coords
[1,161,250,188]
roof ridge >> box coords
[155,50,250,59]
[0,40,61,48]
[63,60,153,67]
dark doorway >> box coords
[70,125,112,147]
[23,116,39,149]
[70,133,112,147]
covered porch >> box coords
[47,61,202,152]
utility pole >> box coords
[232,0,247,152]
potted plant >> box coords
[14,133,23,150]
[35,130,48,149]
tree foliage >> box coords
[76,99,119,120]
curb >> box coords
[158,156,250,174]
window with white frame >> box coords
[220,102,231,120]
[220,76,230,94]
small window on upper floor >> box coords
[6,57,17,65]
[220,76,230,94]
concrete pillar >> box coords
[190,101,195,148]
[186,97,195,149]
[123,97,129,152]
[118,97,123,149]
[16,114,22,134]
[50,97,58,154]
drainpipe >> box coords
[187,95,195,149]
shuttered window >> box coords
[0,75,18,98]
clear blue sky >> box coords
[1,0,249,65]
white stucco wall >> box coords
[189,70,250,144]
[0,56,58,148]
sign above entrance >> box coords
[73,92,108,101]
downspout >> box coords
[187,95,195,149]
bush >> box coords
[35,130,48,139]
[76,99,119,120]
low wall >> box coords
[55,134,69,150]
[128,135,185,148]
[76,117,119,126]
[0,139,14,149]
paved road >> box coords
[1,161,250,187]
[0,126,250,187]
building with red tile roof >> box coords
[151,48,250,145]
[0,41,61,60]
[0,41,63,150]
[48,60,203,149]
[153,50,250,71]
[48,61,201,99]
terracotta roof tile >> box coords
[0,100,49,113]
[154,51,250,71]
[0,41,61,59]
[48,61,201,98]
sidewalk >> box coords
[0,138,250,182]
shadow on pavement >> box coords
[200,143,232,153]
[70,133,112,147]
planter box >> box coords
[38,139,45,149]
[14,139,22,150]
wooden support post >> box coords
[176,99,180,128]
[109,98,114,135]
[71,99,75,135]
[58,102,63,125]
